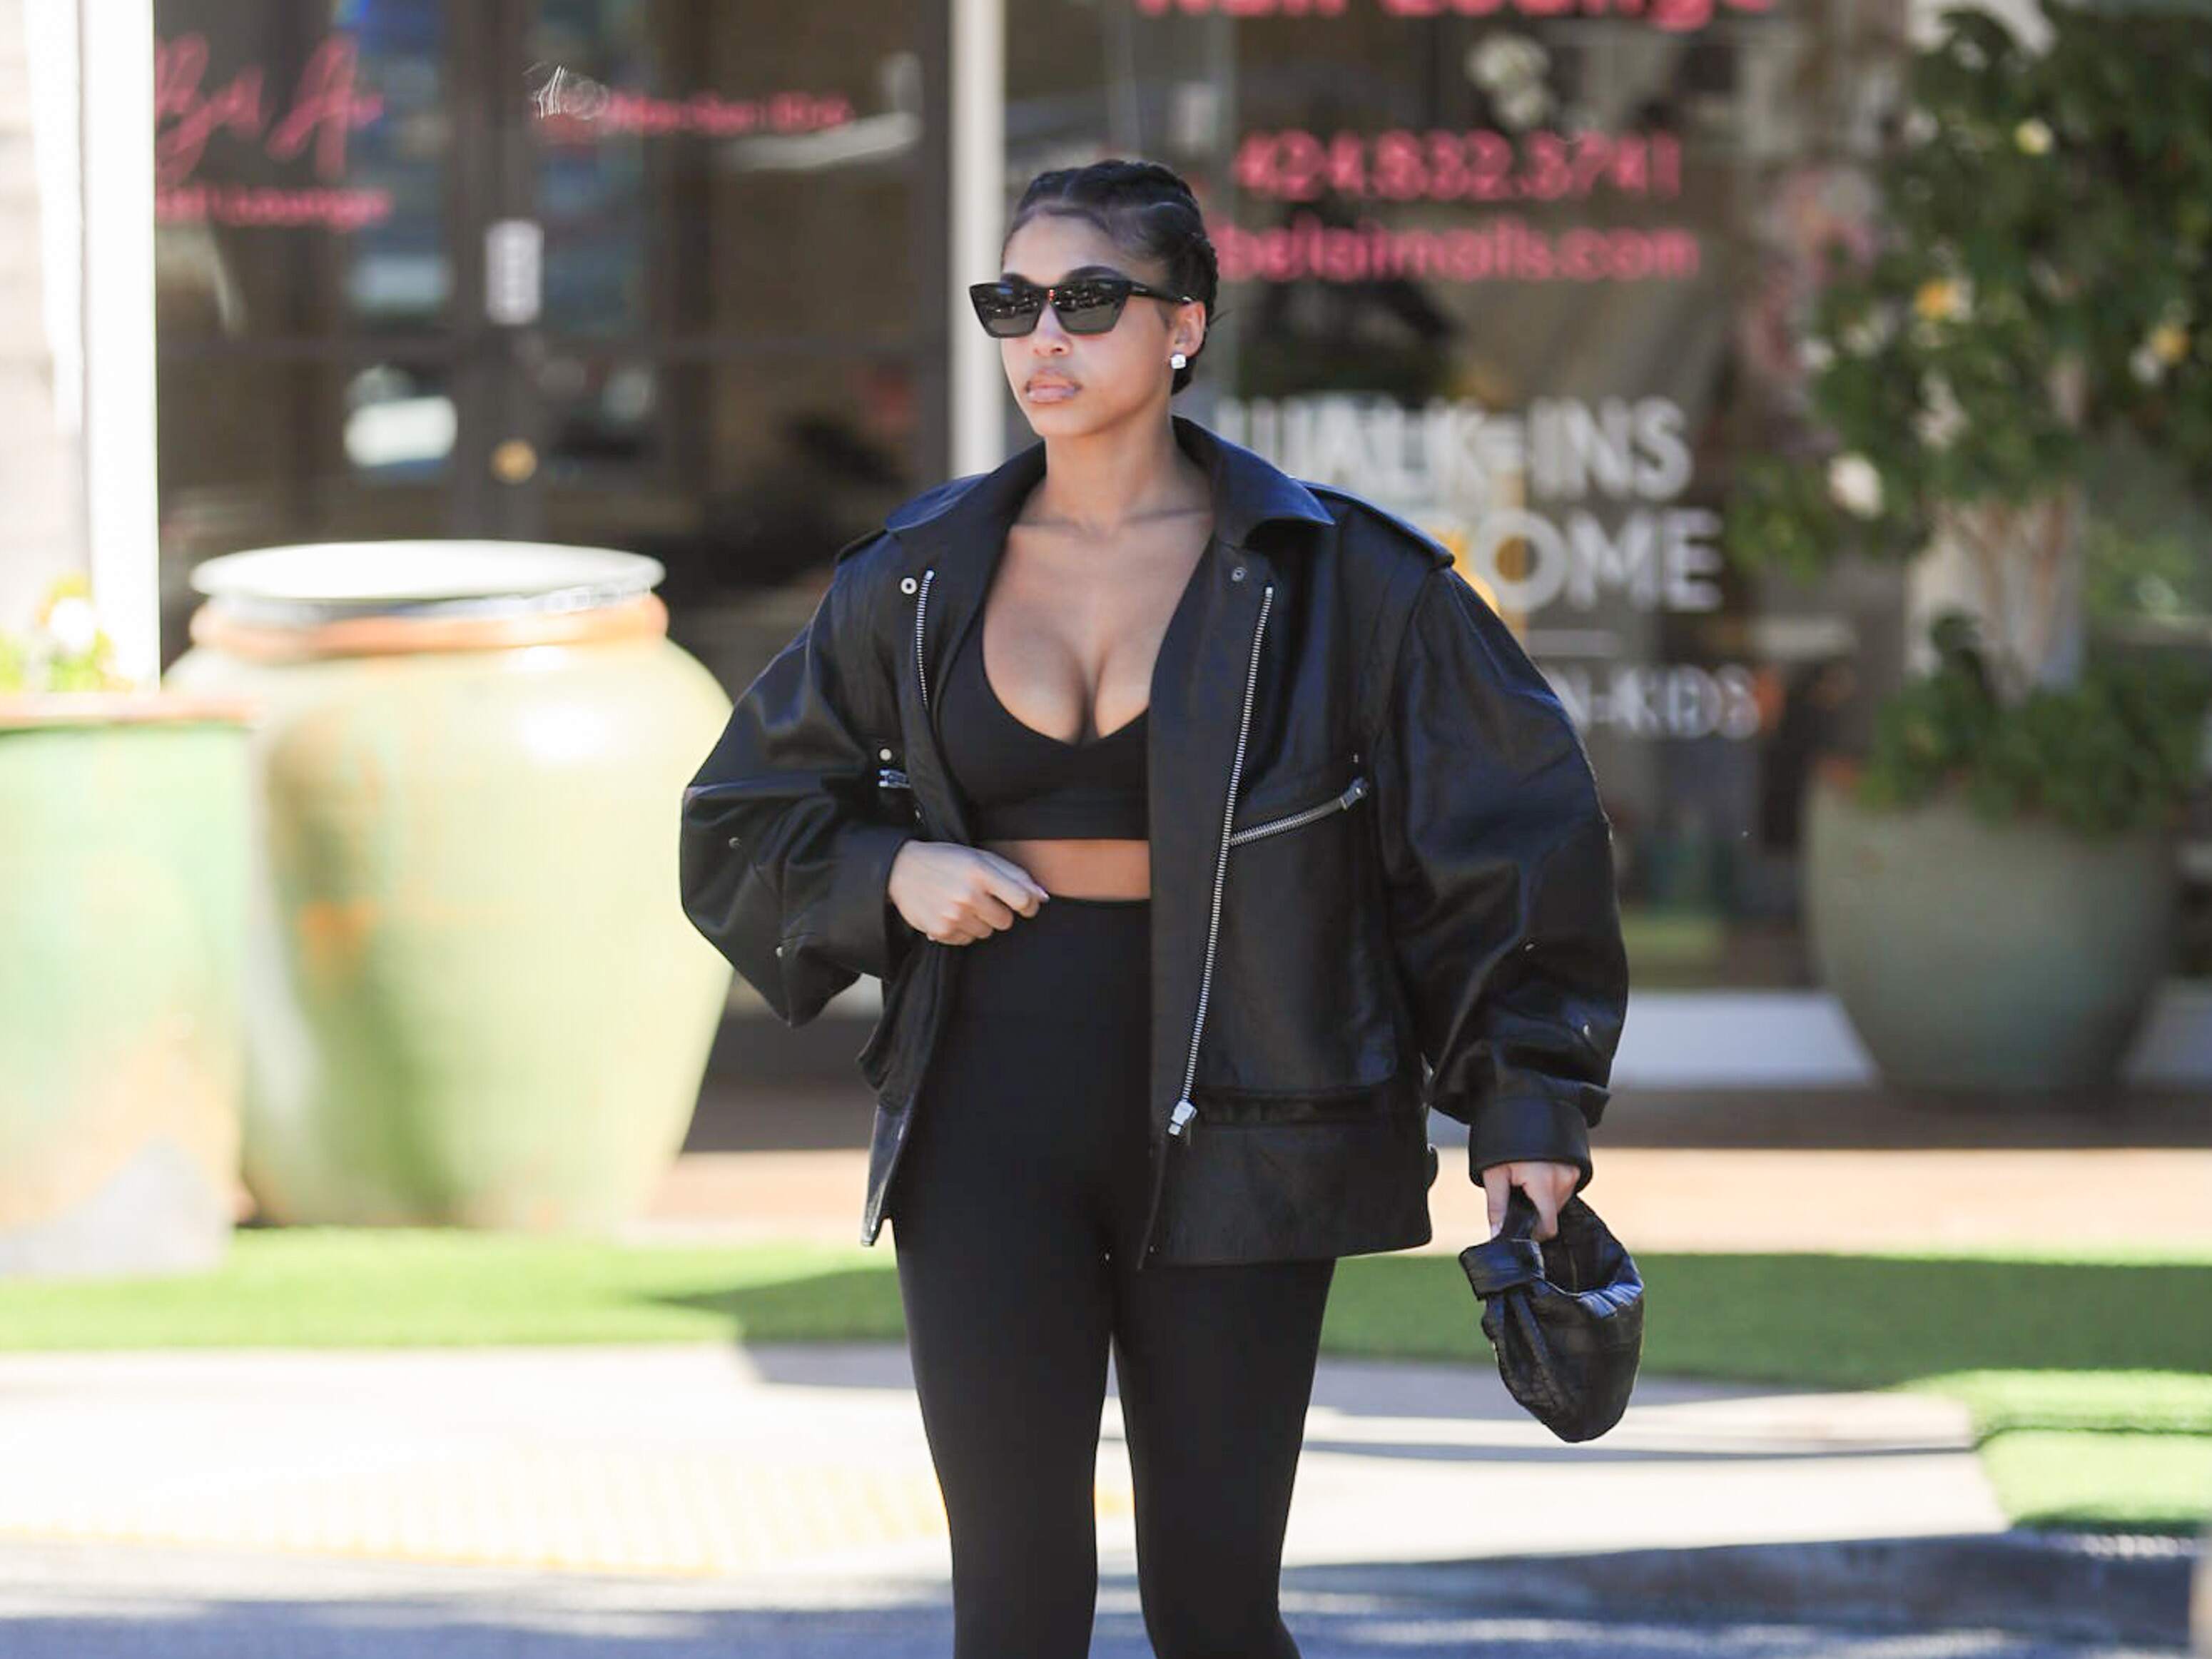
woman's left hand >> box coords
[1480,1160,1581,1242]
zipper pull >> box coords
[1341,774,1369,807]
[1167,1098,1198,1138]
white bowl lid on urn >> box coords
[189,541,666,627]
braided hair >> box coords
[1004,159,1224,396]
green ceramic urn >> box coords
[0,693,253,1276]
[166,542,734,1230]
[1805,764,2178,1092]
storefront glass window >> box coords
[153,0,941,699]
[1005,0,1915,989]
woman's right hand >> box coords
[887,841,1050,945]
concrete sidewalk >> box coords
[0,1343,2003,1579]
[0,1342,2192,1647]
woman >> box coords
[680,159,1628,1659]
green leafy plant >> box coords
[1860,609,2211,834]
[0,574,133,694]
[1725,0,2212,831]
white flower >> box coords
[1469,34,1548,88]
[1901,107,1939,147]
[2014,118,2052,155]
[2131,340,2167,385]
[1827,453,1884,519]
[1841,306,1896,355]
[1497,83,1552,128]
[44,596,100,656]
[2136,574,2181,613]
[1800,337,1836,373]
[1914,371,1967,452]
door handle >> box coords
[484,218,543,326]
[490,438,538,484]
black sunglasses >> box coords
[968,275,1195,338]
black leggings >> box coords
[886,892,1335,1659]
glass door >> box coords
[154,0,948,695]
[154,0,473,662]
[500,0,948,687]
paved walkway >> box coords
[4,1343,2192,1652]
[18,1083,2198,1652]
[0,1344,2008,1619]
[0,1538,2176,1659]
[0,1536,2171,1659]
[0,1341,1999,1580]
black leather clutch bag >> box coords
[1458,1184,1645,1442]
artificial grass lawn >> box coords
[1,1228,2206,1533]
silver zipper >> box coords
[913,568,937,715]
[1167,581,1275,1142]
[1226,773,1369,846]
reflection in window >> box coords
[153,0,452,338]
[523,1,925,345]
[1003,1,1912,988]
[539,355,658,468]
[342,363,456,476]
[156,356,457,669]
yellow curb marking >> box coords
[0,1452,1136,1576]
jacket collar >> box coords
[883,412,1334,555]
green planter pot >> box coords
[1804,767,2179,1092]
[0,694,254,1277]
[166,542,734,1231]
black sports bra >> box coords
[938,619,1149,840]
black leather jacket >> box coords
[680,414,1628,1267]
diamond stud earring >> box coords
[1170,351,1188,370]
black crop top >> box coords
[938,620,1149,840]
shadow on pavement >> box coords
[1286,1532,2197,1650]
[0,1555,2183,1658]
[650,1249,2212,1389]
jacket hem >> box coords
[1150,1107,1436,1265]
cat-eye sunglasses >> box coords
[968,274,1196,338]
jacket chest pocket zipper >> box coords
[1227,773,1369,846]
[1169,768,1369,1144]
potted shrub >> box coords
[1723,0,2212,1090]
[0,576,255,1276]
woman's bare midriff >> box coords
[982,836,1151,899]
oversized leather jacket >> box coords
[679,413,1629,1268]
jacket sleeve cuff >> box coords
[1465,1090,1595,1195]
[820,822,920,981]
